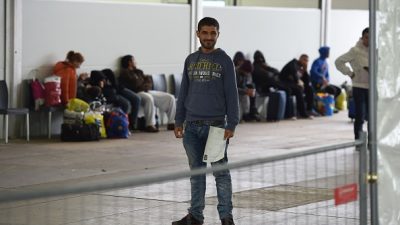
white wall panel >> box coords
[330,10,368,86]
[0,0,4,80]
[204,6,321,73]
[22,0,190,79]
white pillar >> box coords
[190,0,203,53]
[4,0,23,138]
[5,0,22,108]
[320,0,332,46]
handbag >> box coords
[44,75,62,107]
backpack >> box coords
[316,93,335,116]
[106,108,129,138]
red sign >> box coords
[334,183,358,206]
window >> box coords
[224,0,319,8]
[332,0,368,10]
[84,0,188,4]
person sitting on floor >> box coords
[119,55,176,132]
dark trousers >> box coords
[303,83,315,111]
[249,96,257,115]
[313,83,342,99]
[282,83,308,117]
[353,87,369,139]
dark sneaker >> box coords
[172,214,203,225]
[308,109,321,117]
[221,217,235,225]
[145,125,159,133]
[167,123,175,130]
[299,114,314,120]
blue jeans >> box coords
[119,88,141,124]
[183,122,233,222]
[353,87,369,139]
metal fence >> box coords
[0,139,368,225]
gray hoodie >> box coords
[335,39,369,89]
[175,48,239,131]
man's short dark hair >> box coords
[120,55,133,69]
[299,54,309,59]
[362,27,369,36]
[197,17,219,31]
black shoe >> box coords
[307,110,321,117]
[172,214,203,225]
[167,123,175,130]
[145,125,159,133]
[299,113,314,120]
[243,113,260,122]
[221,217,235,225]
[251,112,262,121]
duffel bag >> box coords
[61,123,100,141]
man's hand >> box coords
[174,126,183,138]
[224,129,234,140]
[322,79,329,87]
[246,88,256,97]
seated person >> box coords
[310,46,341,99]
[236,59,260,121]
[252,50,288,96]
[279,54,315,118]
[119,55,176,132]
[102,69,141,130]
[233,51,245,68]
[53,50,86,105]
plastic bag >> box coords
[44,75,62,107]
[67,98,90,112]
[84,111,106,138]
[31,78,45,110]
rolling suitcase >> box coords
[266,90,286,121]
[285,95,297,119]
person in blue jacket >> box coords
[310,46,341,99]
[173,17,239,225]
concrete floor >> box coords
[0,112,363,225]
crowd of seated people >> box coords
[233,48,344,122]
[53,50,176,134]
[39,48,343,138]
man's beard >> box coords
[200,39,216,50]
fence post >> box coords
[358,131,368,225]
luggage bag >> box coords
[266,90,286,121]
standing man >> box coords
[335,28,369,139]
[173,17,239,225]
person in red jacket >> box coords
[53,51,86,105]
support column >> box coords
[368,0,378,223]
[190,0,202,53]
[320,0,332,46]
[5,0,22,108]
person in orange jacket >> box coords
[53,51,86,105]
